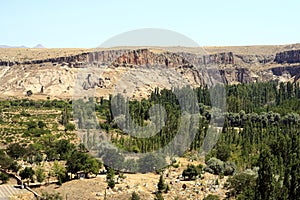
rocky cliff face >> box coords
[0,49,234,67]
[275,50,300,64]
[1,47,300,99]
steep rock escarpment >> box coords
[0,50,132,67]
[219,68,253,84]
[111,49,190,67]
[176,52,234,65]
[1,47,300,99]
[274,49,300,64]
[0,49,235,68]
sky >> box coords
[1,0,299,48]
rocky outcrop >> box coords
[0,49,235,68]
[0,50,132,67]
[274,50,300,64]
[235,54,274,64]
[1,47,300,99]
[111,49,191,67]
[271,65,300,77]
[176,52,234,65]
[219,68,253,84]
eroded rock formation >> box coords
[0,47,300,99]
[275,49,300,64]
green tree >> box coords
[66,151,100,175]
[6,143,27,159]
[216,144,231,162]
[157,175,167,193]
[255,149,275,200]
[26,90,33,96]
[65,122,75,131]
[9,161,20,173]
[0,150,14,170]
[106,168,115,189]
[0,172,9,184]
[35,166,46,183]
[182,164,201,180]
[85,157,101,175]
[226,172,256,200]
[52,161,66,185]
[20,167,35,181]
[205,157,224,175]
[37,121,46,129]
[55,139,76,160]
[60,106,70,126]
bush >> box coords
[7,143,28,159]
[20,167,35,181]
[205,157,224,175]
[35,166,46,183]
[205,157,236,175]
[39,192,63,200]
[203,194,220,200]
[123,159,138,172]
[0,172,9,184]
[106,168,115,189]
[216,144,231,161]
[26,90,33,96]
[107,179,115,189]
[155,192,164,200]
[182,164,201,180]
[130,191,140,200]
[65,123,75,131]
[52,161,66,185]
[226,171,256,199]
[38,121,46,129]
[157,175,167,193]
[224,161,237,176]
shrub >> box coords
[38,121,46,129]
[106,168,116,189]
[205,157,224,175]
[226,171,256,199]
[26,90,33,96]
[203,194,220,200]
[155,192,164,200]
[216,144,231,161]
[39,192,63,200]
[35,166,46,183]
[7,143,27,159]
[224,161,237,176]
[107,179,115,189]
[182,164,201,180]
[0,172,9,184]
[130,191,140,200]
[20,167,35,181]
[65,123,75,131]
[205,157,236,175]
[157,175,167,192]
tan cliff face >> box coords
[0,45,300,99]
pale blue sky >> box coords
[1,0,299,48]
